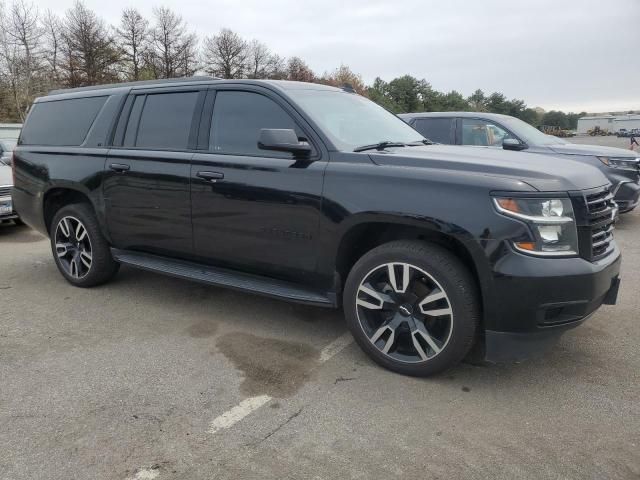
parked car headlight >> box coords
[493,197,579,257]
[597,156,640,172]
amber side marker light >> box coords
[514,241,536,251]
[496,198,520,213]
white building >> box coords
[577,114,640,134]
[0,123,22,140]
[613,114,640,133]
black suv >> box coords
[400,112,640,213]
[13,78,621,376]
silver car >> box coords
[0,142,21,224]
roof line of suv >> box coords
[399,112,514,120]
[43,78,346,104]
[48,76,220,96]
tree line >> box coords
[0,0,585,129]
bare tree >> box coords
[149,6,197,79]
[286,56,314,82]
[246,39,271,79]
[116,8,148,81]
[266,53,287,80]
[178,37,199,77]
[202,28,247,79]
[42,10,61,84]
[60,1,120,87]
[0,0,44,120]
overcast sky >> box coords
[40,0,639,113]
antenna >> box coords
[342,83,356,93]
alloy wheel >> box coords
[54,216,93,279]
[355,262,454,363]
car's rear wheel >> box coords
[50,203,119,287]
[344,240,479,377]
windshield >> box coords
[288,90,425,151]
[499,116,566,146]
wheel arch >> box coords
[332,215,493,329]
[42,186,105,238]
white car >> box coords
[0,159,21,224]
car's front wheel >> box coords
[50,203,119,287]
[344,240,479,377]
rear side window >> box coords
[210,91,303,157]
[20,96,107,146]
[135,91,199,149]
[413,118,454,144]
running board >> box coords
[111,249,336,307]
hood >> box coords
[0,164,12,187]
[369,145,609,192]
[549,143,639,159]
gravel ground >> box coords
[570,134,638,151]
[1,159,639,479]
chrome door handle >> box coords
[196,171,224,182]
[110,163,130,172]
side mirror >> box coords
[503,138,526,151]
[258,129,311,158]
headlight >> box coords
[493,197,579,257]
[597,156,640,172]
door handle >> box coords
[196,171,224,182]
[110,163,130,172]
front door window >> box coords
[461,118,514,147]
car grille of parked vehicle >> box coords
[0,186,12,197]
[585,188,616,261]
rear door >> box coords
[412,117,456,144]
[190,86,327,281]
[104,87,205,256]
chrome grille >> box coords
[0,185,11,198]
[585,188,616,260]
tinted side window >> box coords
[461,118,514,147]
[210,91,302,157]
[413,118,454,144]
[20,96,107,146]
[135,91,199,149]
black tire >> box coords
[50,203,119,287]
[343,240,479,377]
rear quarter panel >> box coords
[12,147,108,236]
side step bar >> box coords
[111,249,336,308]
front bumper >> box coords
[483,245,621,363]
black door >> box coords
[104,88,203,256]
[191,87,327,281]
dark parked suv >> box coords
[13,78,621,376]
[400,112,640,213]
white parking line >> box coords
[208,332,353,435]
[319,331,354,363]
[208,394,272,434]
[128,467,159,480]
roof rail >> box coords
[48,76,220,96]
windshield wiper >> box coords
[353,141,408,152]
[407,139,434,146]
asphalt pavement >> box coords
[1,185,639,480]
